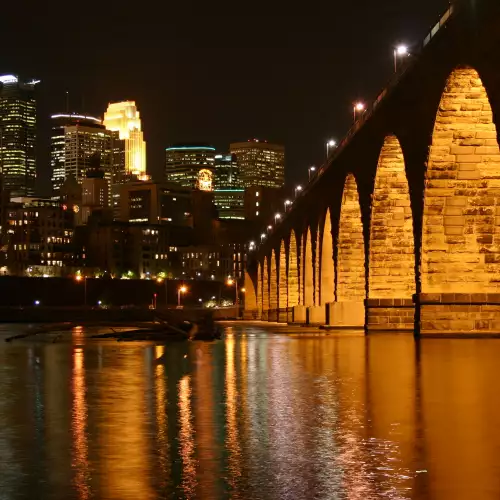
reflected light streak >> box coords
[225,333,242,486]
[178,375,197,497]
[154,346,170,489]
[71,348,91,500]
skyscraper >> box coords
[0,75,39,197]
[214,153,244,219]
[103,101,146,177]
[230,139,285,189]
[50,113,104,198]
[165,143,216,190]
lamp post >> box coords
[274,213,281,224]
[227,277,238,306]
[75,273,87,307]
[177,285,187,307]
[294,185,303,197]
[261,233,267,242]
[157,276,168,306]
[394,44,408,72]
[353,102,365,122]
[326,139,336,159]
[284,200,292,211]
[308,166,316,181]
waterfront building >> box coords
[0,75,39,197]
[165,143,215,190]
[214,153,244,220]
[6,197,75,276]
[103,101,146,177]
[244,185,286,223]
[230,139,285,189]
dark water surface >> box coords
[1,323,499,500]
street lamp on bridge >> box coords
[394,44,409,72]
[353,102,365,122]
[294,185,303,197]
[308,166,316,181]
[326,139,337,158]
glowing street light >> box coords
[294,185,303,197]
[261,233,267,241]
[308,166,316,181]
[75,273,87,306]
[267,225,273,232]
[326,139,337,158]
[34,300,40,306]
[284,199,292,211]
[274,213,281,224]
[227,276,239,306]
[177,285,187,307]
[353,102,365,122]
[394,44,409,72]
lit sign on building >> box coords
[198,169,213,191]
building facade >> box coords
[214,153,244,219]
[103,101,146,177]
[230,139,285,189]
[0,75,39,197]
[165,144,215,190]
[50,113,104,198]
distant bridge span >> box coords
[244,0,500,336]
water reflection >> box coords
[1,327,500,499]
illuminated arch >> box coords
[337,174,366,301]
[244,270,257,310]
[288,231,300,307]
[278,240,287,310]
[303,228,314,306]
[422,67,500,293]
[257,263,262,316]
[315,234,320,305]
[369,135,415,299]
[270,249,278,310]
[320,209,335,305]
[262,257,269,313]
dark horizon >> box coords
[1,0,449,196]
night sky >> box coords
[2,0,449,196]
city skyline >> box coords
[1,0,448,196]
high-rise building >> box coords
[81,167,109,224]
[61,120,114,201]
[230,139,285,189]
[0,75,39,197]
[50,113,104,198]
[103,101,146,177]
[214,153,244,219]
[165,143,216,190]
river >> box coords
[0,323,499,499]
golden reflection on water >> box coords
[71,347,90,500]
[178,374,197,498]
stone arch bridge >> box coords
[244,0,500,336]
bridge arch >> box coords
[320,209,335,305]
[422,66,500,295]
[278,239,287,310]
[270,250,278,313]
[262,256,269,316]
[337,174,366,302]
[303,227,314,306]
[369,135,415,299]
[288,231,300,307]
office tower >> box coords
[0,75,39,197]
[214,153,244,219]
[103,101,146,177]
[50,113,103,198]
[165,143,215,190]
[230,139,285,189]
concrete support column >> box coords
[268,309,278,322]
[307,306,326,325]
[291,305,307,324]
[277,308,288,324]
[261,310,269,322]
[328,301,364,328]
[417,293,500,336]
[366,299,414,332]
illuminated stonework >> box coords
[369,136,415,299]
[303,228,314,306]
[320,210,335,305]
[257,263,262,317]
[420,67,500,334]
[288,231,300,307]
[337,174,366,302]
[269,250,278,315]
[104,101,146,176]
[262,257,269,319]
[278,240,287,311]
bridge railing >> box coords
[304,4,455,195]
